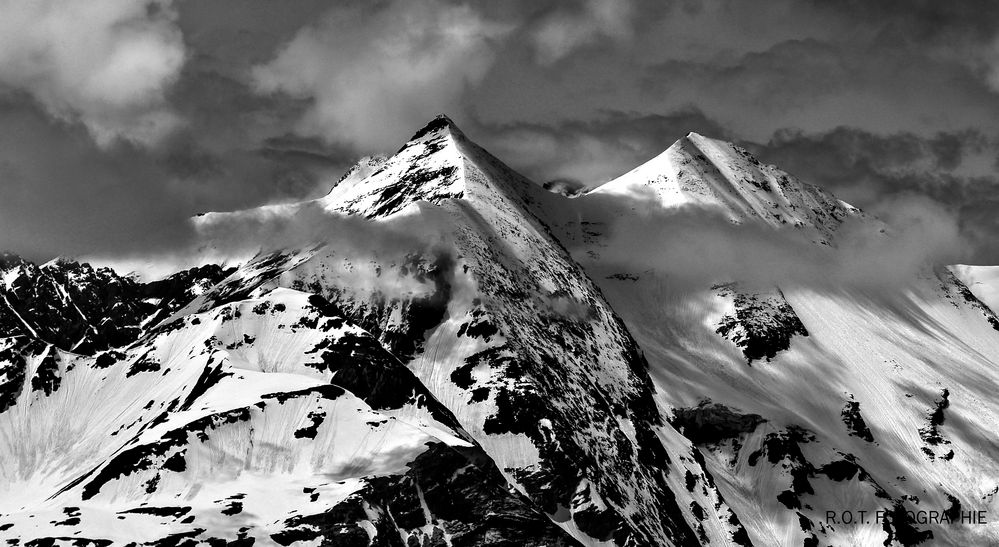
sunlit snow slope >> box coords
[590,132,864,243]
[565,134,999,547]
[0,265,575,545]
[953,264,999,314]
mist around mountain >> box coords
[1,116,997,546]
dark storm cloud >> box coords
[804,0,999,41]
[643,39,850,110]
[752,128,992,194]
[2,0,999,264]
[158,35,360,203]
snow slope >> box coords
[952,264,999,314]
[566,135,999,546]
[0,282,574,544]
[590,132,864,243]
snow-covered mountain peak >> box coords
[318,114,467,218]
[591,132,863,241]
[409,113,460,138]
[318,114,542,220]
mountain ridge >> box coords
[590,131,865,243]
[1,115,998,546]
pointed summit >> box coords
[406,113,458,142]
[319,115,465,217]
[320,114,538,219]
[591,132,862,240]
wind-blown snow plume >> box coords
[99,200,457,302]
[194,203,450,258]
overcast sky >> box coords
[1,0,998,264]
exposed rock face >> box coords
[713,284,809,364]
[919,388,953,461]
[0,255,232,355]
[0,254,146,354]
[841,398,875,443]
[671,401,766,445]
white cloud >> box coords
[572,191,968,290]
[0,0,186,147]
[531,0,634,65]
[252,0,509,152]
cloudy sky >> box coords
[2,0,999,264]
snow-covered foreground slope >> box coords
[3,117,998,546]
[0,285,575,544]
